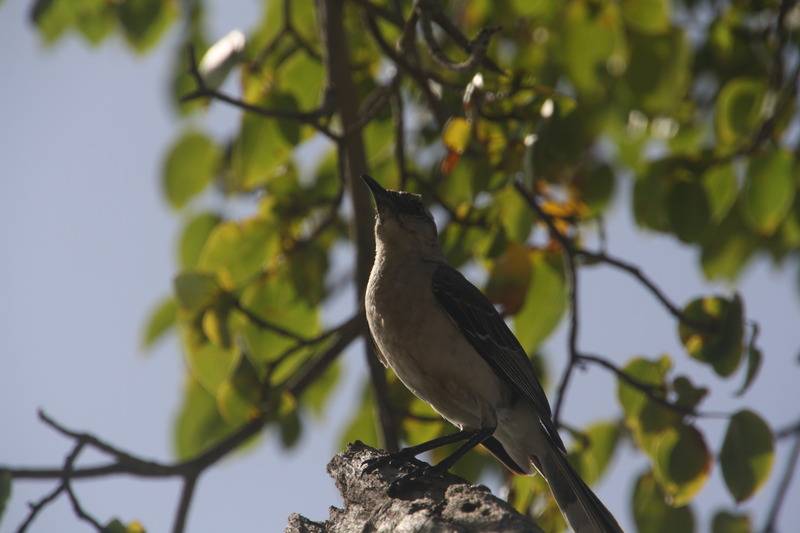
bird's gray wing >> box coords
[431,262,565,452]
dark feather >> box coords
[431,262,565,453]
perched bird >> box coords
[361,175,622,533]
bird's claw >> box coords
[387,463,446,495]
[361,452,411,474]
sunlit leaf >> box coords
[179,212,222,269]
[173,271,221,312]
[678,295,745,377]
[719,409,774,502]
[633,471,695,533]
[622,0,671,34]
[569,421,620,486]
[560,1,621,96]
[715,78,767,147]
[514,250,567,352]
[185,342,240,393]
[303,360,341,418]
[173,375,238,460]
[216,356,262,425]
[741,149,795,236]
[624,28,691,113]
[141,296,177,349]
[653,424,712,505]
[162,131,221,209]
[703,164,738,223]
[197,216,278,289]
[237,276,319,372]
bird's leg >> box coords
[361,428,481,473]
[427,426,495,475]
[387,426,495,493]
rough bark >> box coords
[285,442,542,533]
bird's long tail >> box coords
[536,446,623,533]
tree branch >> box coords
[763,426,800,533]
[317,0,400,452]
[181,45,338,141]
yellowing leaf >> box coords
[485,243,532,314]
[653,424,712,505]
[442,117,472,154]
[173,375,238,460]
[678,295,745,377]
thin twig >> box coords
[552,247,579,425]
[172,474,199,533]
[181,46,339,141]
[17,483,65,532]
[763,429,800,533]
[62,442,104,531]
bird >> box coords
[360,174,622,533]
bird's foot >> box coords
[387,463,447,496]
[361,450,415,474]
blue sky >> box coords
[2,2,799,532]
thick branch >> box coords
[285,442,542,532]
[317,0,399,452]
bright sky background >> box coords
[2,2,799,532]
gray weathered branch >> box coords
[285,442,542,533]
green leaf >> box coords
[303,360,341,418]
[0,470,11,528]
[678,295,745,377]
[653,424,712,505]
[667,181,710,243]
[173,272,221,311]
[720,409,774,502]
[179,212,222,269]
[197,216,278,289]
[742,149,796,235]
[236,276,319,371]
[279,408,302,449]
[624,28,691,113]
[162,131,221,209]
[569,421,620,486]
[700,211,757,281]
[216,356,262,425]
[672,375,708,410]
[115,0,176,53]
[269,91,302,145]
[711,511,753,533]
[494,184,535,242]
[702,164,738,223]
[185,342,240,393]
[711,510,751,533]
[617,356,671,420]
[633,471,695,533]
[340,380,378,448]
[574,164,616,217]
[715,78,767,147]
[141,296,177,349]
[229,103,292,190]
[634,171,672,232]
[514,250,567,352]
[560,1,621,95]
[173,375,238,460]
[622,0,671,34]
[735,334,762,397]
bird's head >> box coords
[361,174,441,258]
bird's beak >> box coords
[361,174,394,213]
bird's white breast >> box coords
[365,251,508,430]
